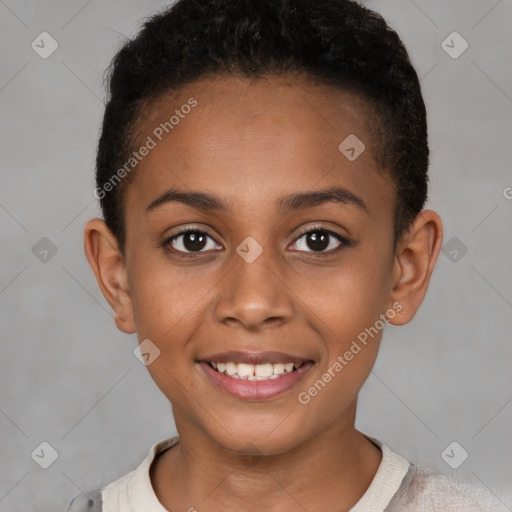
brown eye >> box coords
[165,230,221,255]
[291,227,347,254]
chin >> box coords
[202,411,313,457]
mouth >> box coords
[204,360,304,380]
[197,351,314,400]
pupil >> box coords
[307,231,329,251]
[184,232,206,251]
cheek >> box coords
[294,263,389,420]
[304,251,392,343]
[128,253,206,338]
[127,256,216,391]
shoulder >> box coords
[66,490,103,512]
[386,464,507,512]
[66,435,180,511]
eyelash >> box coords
[163,224,349,259]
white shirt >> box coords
[67,435,507,511]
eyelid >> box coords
[294,223,339,238]
[170,224,212,237]
[290,224,348,251]
[162,224,222,255]
[163,223,349,256]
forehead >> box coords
[125,74,394,219]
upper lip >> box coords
[198,351,310,365]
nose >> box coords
[214,246,294,332]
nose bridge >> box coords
[214,238,293,330]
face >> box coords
[109,75,400,454]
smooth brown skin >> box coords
[84,75,443,512]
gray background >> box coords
[0,0,511,510]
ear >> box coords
[387,210,443,326]
[83,218,136,334]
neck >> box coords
[151,404,381,512]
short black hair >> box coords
[96,0,429,255]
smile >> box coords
[206,361,303,380]
[198,353,315,400]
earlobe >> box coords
[83,218,136,334]
[387,210,443,326]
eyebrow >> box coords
[146,186,369,215]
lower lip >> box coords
[199,361,314,400]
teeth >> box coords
[273,363,284,374]
[225,362,238,376]
[208,361,302,380]
[255,363,274,377]
[237,363,254,377]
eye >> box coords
[163,228,222,256]
[290,225,348,254]
[163,224,349,258]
